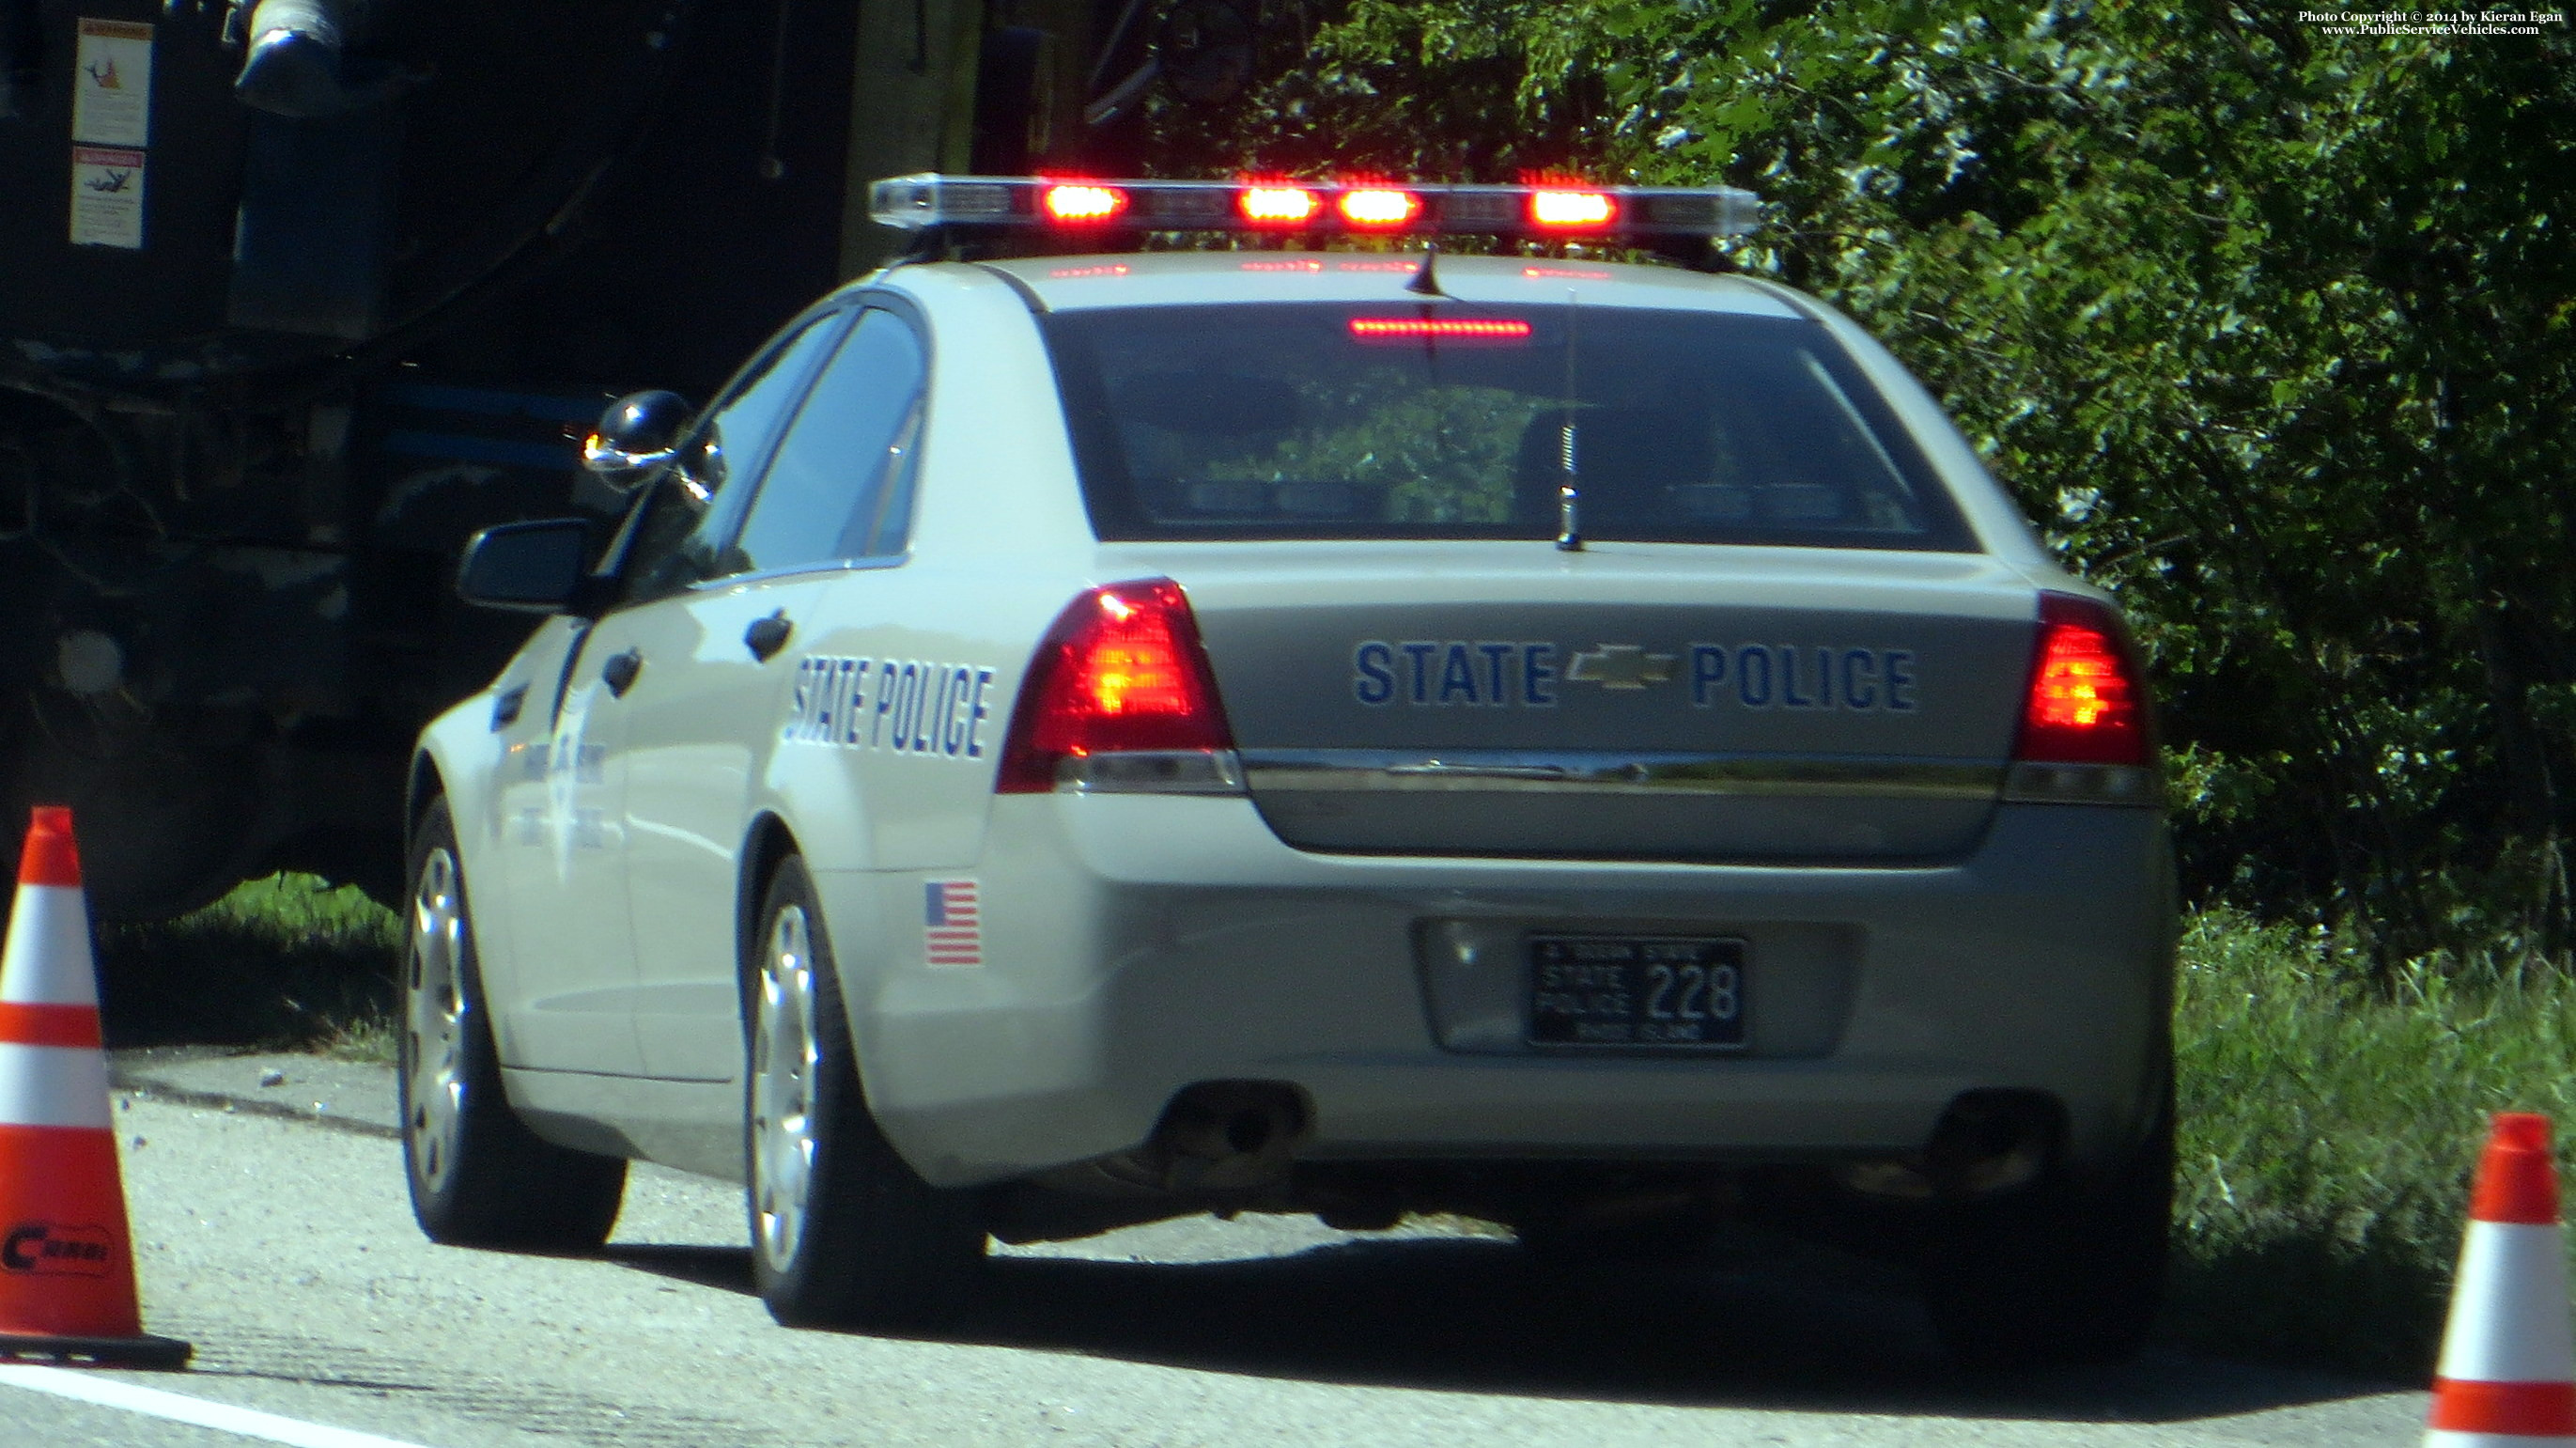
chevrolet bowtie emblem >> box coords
[1566,645,1677,690]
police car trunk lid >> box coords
[1136,542,2040,864]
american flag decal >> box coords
[923,880,982,966]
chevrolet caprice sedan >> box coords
[399,176,2175,1368]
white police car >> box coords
[399,175,2175,1367]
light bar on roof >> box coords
[867,174,1762,240]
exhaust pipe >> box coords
[1835,1090,2062,1200]
[1139,1082,1307,1194]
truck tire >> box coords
[746,855,986,1329]
[1920,1082,2173,1370]
[400,797,628,1249]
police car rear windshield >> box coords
[1044,304,1976,550]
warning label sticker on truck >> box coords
[70,146,145,248]
[72,19,153,147]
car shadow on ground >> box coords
[601,1229,2401,1426]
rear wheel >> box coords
[746,856,986,1328]
[401,797,628,1249]
[1919,1083,2173,1370]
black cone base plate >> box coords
[0,1331,194,1369]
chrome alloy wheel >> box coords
[406,847,468,1192]
[752,904,822,1272]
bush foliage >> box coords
[1149,2,2576,978]
[97,873,396,1054]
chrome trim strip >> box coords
[1056,750,1248,795]
[1238,750,2006,801]
[1052,750,2163,805]
[2000,762,2163,807]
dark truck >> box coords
[0,0,1250,916]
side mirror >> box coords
[580,389,692,492]
[456,519,592,613]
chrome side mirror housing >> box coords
[581,390,692,491]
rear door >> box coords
[622,305,929,1081]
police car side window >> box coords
[615,311,848,605]
[728,308,928,576]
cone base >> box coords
[0,1330,193,1369]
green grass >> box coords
[2168,907,2576,1378]
[94,873,400,1060]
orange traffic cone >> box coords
[2428,1112,2576,1446]
[0,806,189,1367]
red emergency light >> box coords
[1239,186,1321,225]
[1043,183,1129,223]
[1337,188,1422,228]
[1529,191,1616,228]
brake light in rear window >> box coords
[996,580,1236,792]
[2015,593,2149,766]
[1347,318,1534,345]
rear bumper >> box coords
[821,794,2174,1190]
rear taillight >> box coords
[2014,593,2150,767]
[996,579,1235,793]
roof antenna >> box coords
[1405,243,1447,298]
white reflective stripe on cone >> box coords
[0,885,101,1006]
[2427,1431,2576,1447]
[0,1042,113,1129]
[2440,1222,2576,1384]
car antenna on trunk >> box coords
[1405,244,1447,298]
[1557,288,1583,552]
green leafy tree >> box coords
[1153,2,2576,978]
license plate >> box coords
[1527,935,1747,1050]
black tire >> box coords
[400,797,628,1249]
[745,856,986,1329]
[1920,1082,2173,1370]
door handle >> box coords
[744,610,793,662]
[601,647,644,696]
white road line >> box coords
[0,1364,439,1448]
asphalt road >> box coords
[0,1051,2429,1448]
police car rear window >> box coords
[1043,304,1977,550]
